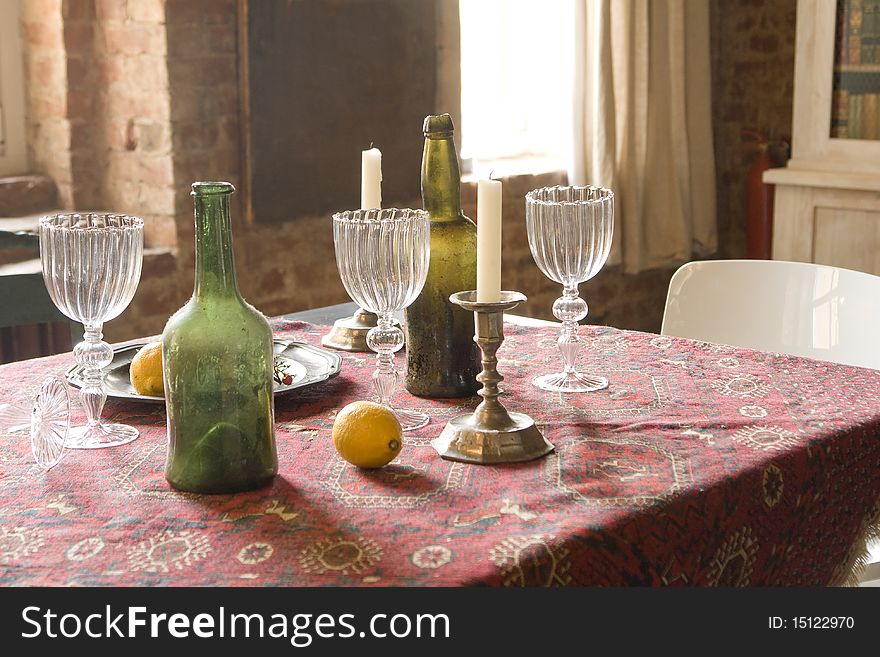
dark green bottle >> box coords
[162,182,277,493]
[405,114,480,398]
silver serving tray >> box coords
[65,340,342,403]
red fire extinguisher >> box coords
[742,131,775,260]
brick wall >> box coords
[22,0,73,207]
[94,0,177,247]
[165,0,240,260]
[116,0,686,341]
[22,0,178,246]
[18,0,797,342]
[710,0,797,258]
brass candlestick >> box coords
[322,307,401,352]
[432,290,554,464]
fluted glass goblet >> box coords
[525,185,614,392]
[39,213,144,448]
[0,376,70,469]
[333,208,430,430]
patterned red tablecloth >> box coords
[1,319,879,586]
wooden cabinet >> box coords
[765,0,880,276]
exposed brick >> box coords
[133,119,171,152]
[171,120,219,151]
[62,0,95,20]
[165,23,206,60]
[31,54,65,89]
[63,22,95,51]
[102,23,164,55]
[64,90,97,118]
[67,119,97,150]
[102,86,169,121]
[23,0,781,343]
[128,0,166,24]
[97,58,126,87]
[28,95,68,119]
[53,182,74,209]
[165,0,236,26]
[202,24,237,54]
[27,67,67,104]
[124,54,169,91]
[169,55,237,87]
[142,216,179,248]
[29,120,71,172]
[134,182,176,216]
[64,55,94,87]
[95,0,128,22]
[104,151,175,187]
[23,20,65,50]
[711,0,795,260]
[22,0,63,23]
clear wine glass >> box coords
[39,213,144,448]
[525,185,614,393]
[0,376,70,469]
[332,208,430,430]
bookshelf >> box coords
[764,0,880,276]
[831,0,880,139]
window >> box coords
[459,0,574,170]
[0,0,28,176]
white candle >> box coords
[361,147,382,210]
[477,178,502,302]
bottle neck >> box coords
[194,192,240,300]
[421,136,463,220]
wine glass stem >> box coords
[555,287,588,374]
[372,315,399,407]
[79,323,110,428]
[560,321,580,373]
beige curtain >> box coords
[571,0,717,274]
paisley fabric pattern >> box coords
[1,320,879,586]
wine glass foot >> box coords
[4,423,30,434]
[66,422,139,449]
[532,371,608,393]
[392,407,430,431]
[30,376,70,469]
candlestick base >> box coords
[322,307,398,352]
[432,411,551,464]
[432,290,554,465]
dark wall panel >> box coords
[247,0,439,221]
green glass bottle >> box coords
[162,182,277,494]
[405,114,481,398]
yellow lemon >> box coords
[332,401,402,468]
[130,341,164,396]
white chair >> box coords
[661,259,880,370]
[662,258,880,585]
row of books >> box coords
[831,90,880,139]
[836,0,880,66]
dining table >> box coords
[1,302,879,587]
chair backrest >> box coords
[661,259,880,370]
[0,230,79,361]
[0,230,65,328]
[0,272,70,329]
